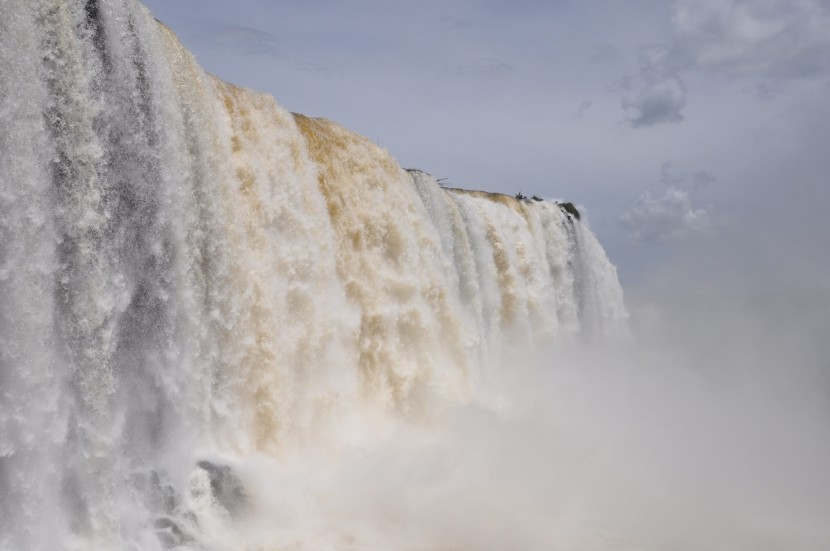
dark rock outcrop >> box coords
[196,461,247,516]
[557,202,581,220]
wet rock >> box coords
[196,460,246,516]
[154,517,189,548]
[557,201,581,220]
[130,469,179,514]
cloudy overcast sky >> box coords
[141,0,830,288]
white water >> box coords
[0,1,629,549]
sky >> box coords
[140,0,830,291]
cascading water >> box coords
[0,1,627,549]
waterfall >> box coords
[0,1,626,549]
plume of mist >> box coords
[212,250,830,550]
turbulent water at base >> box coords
[0,1,627,549]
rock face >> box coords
[196,461,247,516]
[558,202,581,220]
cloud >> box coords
[619,163,715,244]
[672,0,830,81]
[621,74,687,128]
[621,45,687,128]
[620,187,711,244]
[687,170,717,190]
[619,0,830,128]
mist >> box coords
[199,252,830,550]
[213,198,830,550]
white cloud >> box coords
[619,184,712,245]
[621,0,830,128]
[673,0,830,80]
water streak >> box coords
[0,1,627,548]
